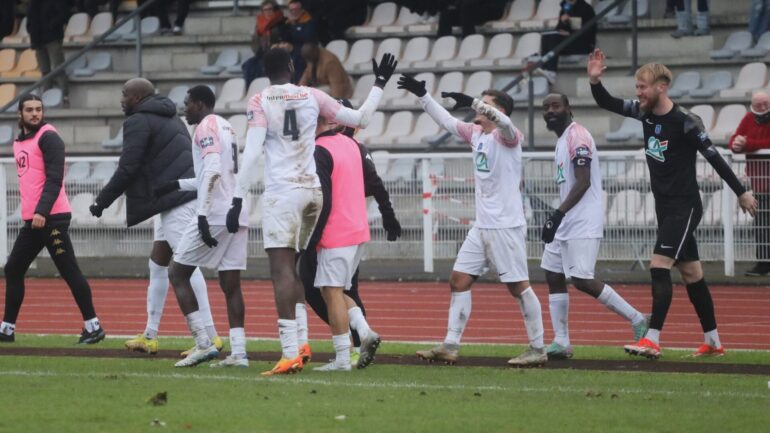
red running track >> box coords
[3,279,770,350]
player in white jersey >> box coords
[397,75,547,367]
[539,93,648,359]
[154,86,249,367]
[225,48,397,375]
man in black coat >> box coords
[26,0,70,101]
[539,0,597,83]
[90,78,222,358]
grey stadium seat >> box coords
[710,31,753,60]
[741,31,770,58]
[667,71,701,99]
[200,49,240,75]
[606,0,649,24]
[689,70,733,98]
[605,117,643,142]
[0,124,13,146]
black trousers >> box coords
[540,32,593,72]
[3,221,96,324]
[298,249,366,347]
[756,192,770,262]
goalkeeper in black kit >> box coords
[587,49,757,359]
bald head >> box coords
[751,91,770,114]
[121,78,155,114]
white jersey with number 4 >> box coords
[247,83,344,194]
[553,121,604,240]
[192,114,246,227]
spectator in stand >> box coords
[671,0,710,38]
[242,0,286,86]
[27,0,70,104]
[538,0,596,84]
[75,0,120,19]
[282,0,318,83]
[665,0,676,18]
[299,41,352,99]
[437,0,506,37]
[749,0,770,42]
[394,0,444,15]
[729,91,770,276]
[1,0,16,39]
[137,0,190,35]
[302,0,366,43]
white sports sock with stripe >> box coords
[548,293,570,347]
[444,290,472,346]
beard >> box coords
[640,92,660,112]
[20,118,43,133]
[544,113,569,131]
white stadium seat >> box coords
[399,37,430,68]
[350,2,398,35]
[489,0,535,30]
[441,34,485,68]
[498,32,540,67]
[719,62,767,98]
[216,78,246,108]
[325,40,349,63]
[519,0,560,29]
[355,111,386,145]
[689,104,716,132]
[711,104,747,140]
[413,36,457,69]
[390,72,435,108]
[344,39,375,71]
[395,112,440,145]
[368,111,414,147]
[470,33,514,67]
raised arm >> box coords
[441,91,523,146]
[587,48,641,118]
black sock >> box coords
[649,268,673,331]
[686,279,717,333]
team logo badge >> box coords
[474,152,490,173]
[655,124,662,135]
[645,137,669,162]
[555,162,566,184]
[200,136,214,148]
[246,111,254,121]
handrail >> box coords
[428,0,632,149]
[0,0,164,112]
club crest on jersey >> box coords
[474,152,490,173]
[655,124,662,135]
[555,162,566,184]
[200,136,214,148]
[646,137,668,162]
[246,111,254,121]
[698,131,709,143]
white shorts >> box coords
[540,238,601,279]
[314,244,365,290]
[154,201,196,250]
[262,188,322,251]
[174,225,248,271]
[453,226,529,283]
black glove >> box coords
[226,197,242,233]
[154,180,180,197]
[541,209,565,244]
[381,208,401,241]
[89,203,103,218]
[396,74,426,97]
[372,52,398,87]
[441,92,474,110]
[198,215,218,248]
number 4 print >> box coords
[283,109,299,140]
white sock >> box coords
[190,267,218,340]
[185,310,211,349]
[277,319,299,359]
[145,259,169,339]
[597,285,644,325]
[646,328,661,344]
[332,333,351,367]
[0,321,15,335]
[84,317,101,333]
[229,327,247,358]
[705,329,722,348]
[548,293,570,347]
[347,306,370,340]
[444,290,472,346]
[516,287,544,350]
[295,303,308,346]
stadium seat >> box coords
[605,117,643,142]
[399,37,430,68]
[201,49,240,75]
[497,32,540,67]
[390,72,435,108]
[519,0,560,29]
[462,71,493,98]
[407,13,438,33]
[343,39,375,71]
[719,62,767,98]
[123,16,160,40]
[381,77,406,106]
[488,0,535,30]
[227,114,247,145]
[104,17,135,41]
[370,38,402,69]
[368,111,414,147]
[41,88,63,108]
[510,77,548,102]
[470,33,514,67]
[2,17,29,44]
[71,193,99,225]
[64,53,88,76]
[101,126,123,148]
[711,104,747,140]
[607,189,643,226]
[64,12,90,42]
[355,111,386,145]
[741,31,770,58]
[64,161,91,183]
[0,49,16,74]
[606,0,649,24]
[167,85,190,108]
[229,77,269,110]
[1,49,39,78]
[413,36,457,69]
[74,11,113,42]
[394,112,440,145]
[0,124,13,146]
[89,161,117,183]
[216,78,246,109]
[349,74,376,107]
[667,71,700,99]
[325,40,349,64]
[442,34,485,68]
[73,51,113,77]
[710,31,753,60]
[381,6,422,33]
[350,2,398,35]
[0,84,15,108]
[689,104,715,131]
[434,72,464,101]
[689,70,733,98]
[381,158,414,182]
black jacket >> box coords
[95,95,196,227]
[556,0,596,54]
[27,0,69,48]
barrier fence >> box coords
[1,149,768,276]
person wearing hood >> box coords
[729,91,770,276]
[89,78,223,358]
